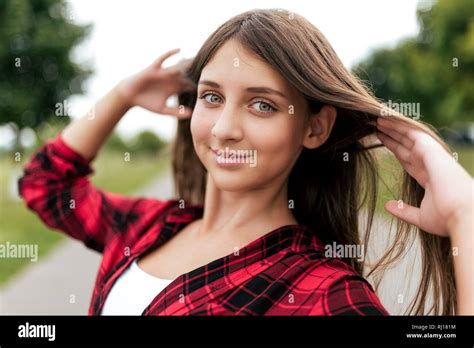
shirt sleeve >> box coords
[319,274,389,315]
[17,132,171,254]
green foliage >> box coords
[353,0,474,128]
[128,131,167,155]
[0,0,93,131]
[103,132,129,153]
[102,131,168,155]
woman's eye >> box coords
[251,101,276,113]
[198,93,276,114]
[200,92,222,104]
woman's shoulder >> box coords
[295,252,389,315]
[281,249,365,288]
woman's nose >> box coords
[211,103,243,141]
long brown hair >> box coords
[172,8,455,315]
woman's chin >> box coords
[208,170,256,192]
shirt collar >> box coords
[161,199,326,258]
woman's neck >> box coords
[196,172,298,245]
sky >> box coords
[2,0,425,146]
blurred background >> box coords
[0,0,472,315]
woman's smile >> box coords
[209,146,257,168]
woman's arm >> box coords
[61,48,194,160]
[448,205,474,315]
[18,48,195,252]
[60,86,130,161]
[376,116,473,315]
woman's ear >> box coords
[303,105,337,149]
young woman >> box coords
[18,9,473,316]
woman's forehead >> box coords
[200,39,299,98]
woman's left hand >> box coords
[375,116,473,238]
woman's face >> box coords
[190,39,312,192]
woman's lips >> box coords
[209,147,251,167]
[210,147,250,159]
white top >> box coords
[101,259,174,315]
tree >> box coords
[0,0,92,149]
[129,131,167,155]
[353,0,474,128]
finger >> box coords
[403,161,428,187]
[163,66,193,77]
[175,57,193,71]
[180,84,197,95]
[377,117,418,146]
[376,122,414,148]
[377,118,415,147]
[377,131,412,163]
[161,106,193,119]
[152,48,181,68]
[179,79,197,93]
[384,199,421,227]
[378,131,429,188]
[165,79,196,96]
[177,74,196,86]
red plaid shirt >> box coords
[18,133,389,316]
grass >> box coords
[453,145,474,176]
[0,147,170,286]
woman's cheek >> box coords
[190,106,214,143]
[248,121,298,161]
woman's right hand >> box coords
[115,48,196,119]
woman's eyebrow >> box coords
[199,80,287,99]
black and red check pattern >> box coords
[18,133,389,315]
